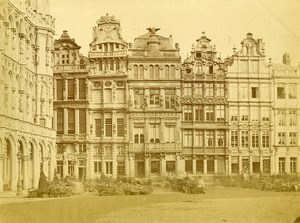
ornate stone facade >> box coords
[181,32,228,175]
[227,33,273,174]
[0,0,56,192]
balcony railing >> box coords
[89,50,127,58]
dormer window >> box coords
[61,49,69,64]
[116,44,119,49]
[196,52,201,59]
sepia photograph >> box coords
[0,0,300,222]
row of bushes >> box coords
[215,174,300,192]
[85,174,153,196]
[165,176,205,194]
[29,172,75,198]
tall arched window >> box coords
[154,65,159,79]
[164,65,169,79]
[133,65,138,79]
[139,65,144,79]
[194,63,203,74]
[149,65,154,79]
[170,65,175,79]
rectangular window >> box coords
[79,109,86,134]
[40,118,45,127]
[277,86,285,99]
[231,131,238,147]
[205,105,214,121]
[194,105,204,121]
[68,109,75,134]
[57,161,63,178]
[241,131,248,147]
[251,87,258,98]
[216,130,225,147]
[165,125,175,143]
[289,110,297,126]
[67,79,74,100]
[183,105,193,121]
[184,83,192,96]
[117,162,125,176]
[216,83,225,97]
[95,119,101,137]
[216,105,225,121]
[185,160,193,173]
[252,131,259,148]
[231,107,238,121]
[251,107,259,122]
[68,161,74,176]
[79,144,86,153]
[240,86,248,99]
[105,118,112,137]
[117,118,124,137]
[262,131,269,147]
[206,83,214,97]
[134,89,144,109]
[79,79,86,100]
[290,157,297,173]
[194,130,204,146]
[165,89,175,109]
[149,89,160,108]
[278,110,286,126]
[57,108,64,134]
[288,83,297,99]
[134,127,144,143]
[149,124,160,143]
[56,79,63,100]
[183,130,192,146]
[106,162,113,174]
[278,132,286,145]
[194,83,203,96]
[94,162,102,174]
[206,130,214,147]
[261,107,269,122]
[240,107,248,121]
[289,132,297,145]
[279,157,285,173]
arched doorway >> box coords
[3,139,12,191]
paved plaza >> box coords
[0,186,299,223]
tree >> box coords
[37,171,49,197]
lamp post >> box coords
[16,150,23,196]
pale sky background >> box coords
[50,0,300,65]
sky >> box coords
[50,0,300,65]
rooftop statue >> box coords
[147,27,160,34]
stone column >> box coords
[214,156,218,174]
[22,155,29,190]
[74,144,79,179]
[75,109,79,135]
[192,156,196,175]
[259,155,263,173]
[285,154,290,174]
[0,154,4,192]
[203,155,207,174]
[249,155,253,174]
[63,108,68,135]
[129,153,135,177]
[160,154,166,176]
[125,146,129,177]
[227,155,231,175]
[238,155,243,174]
[112,144,117,178]
[145,118,149,143]
[86,145,94,179]
[145,155,150,178]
